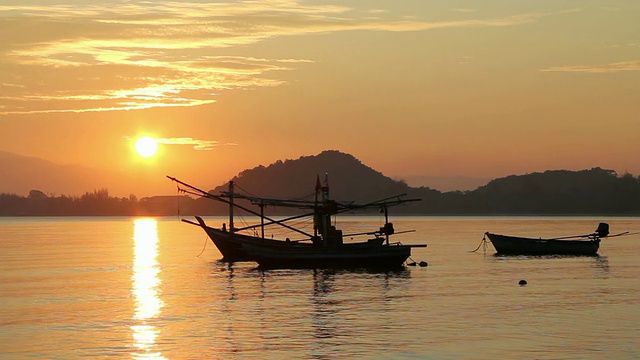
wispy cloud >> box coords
[452,8,477,13]
[603,42,640,49]
[155,137,235,151]
[0,1,575,115]
[541,60,640,73]
[124,136,234,150]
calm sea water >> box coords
[1,216,639,359]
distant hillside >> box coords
[0,151,111,196]
[467,168,640,214]
[212,150,411,204]
[208,151,640,215]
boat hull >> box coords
[485,232,600,255]
[243,243,413,269]
[200,223,313,262]
[194,217,386,262]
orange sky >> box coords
[1,1,639,196]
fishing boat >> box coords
[181,215,384,262]
[484,223,610,255]
[168,175,426,268]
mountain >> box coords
[212,150,412,204]
[0,151,114,196]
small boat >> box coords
[168,174,426,268]
[484,223,610,256]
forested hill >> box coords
[212,150,410,203]
[211,150,640,215]
[465,168,640,214]
[2,150,640,215]
[418,167,640,215]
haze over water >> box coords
[1,216,639,359]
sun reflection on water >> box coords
[131,218,166,360]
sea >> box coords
[0,216,638,359]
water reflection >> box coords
[131,218,165,360]
[592,255,610,278]
[311,270,338,341]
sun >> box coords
[135,137,158,158]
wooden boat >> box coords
[484,233,600,255]
[484,223,609,255]
[183,216,385,262]
[168,175,426,268]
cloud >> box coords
[603,42,640,49]
[124,136,233,150]
[155,137,235,151]
[541,60,640,73]
[0,1,574,115]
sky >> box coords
[1,0,639,197]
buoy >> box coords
[418,261,428,267]
[518,280,527,286]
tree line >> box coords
[2,168,640,216]
[0,189,182,216]
[398,168,640,215]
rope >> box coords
[470,234,489,253]
[233,183,259,197]
[406,256,428,267]
[406,256,417,266]
[196,234,208,257]
[233,182,315,202]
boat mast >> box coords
[314,175,320,238]
[383,204,389,245]
[321,174,330,243]
[229,181,234,233]
[312,173,332,245]
[260,199,265,239]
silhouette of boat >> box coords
[182,215,386,262]
[168,175,426,268]
[484,223,611,255]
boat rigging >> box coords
[167,175,426,269]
